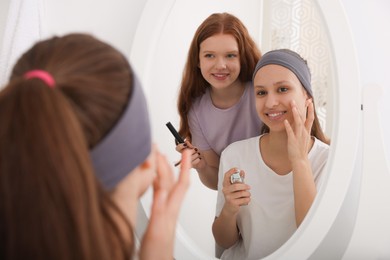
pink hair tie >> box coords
[24,70,55,88]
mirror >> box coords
[0,0,364,258]
[130,0,361,259]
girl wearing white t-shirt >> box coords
[212,49,330,259]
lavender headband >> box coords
[253,49,313,97]
[91,71,151,190]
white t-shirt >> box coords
[188,82,262,155]
[216,135,329,260]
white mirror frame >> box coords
[130,0,361,259]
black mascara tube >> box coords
[166,122,185,144]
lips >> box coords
[212,73,229,80]
[265,111,287,120]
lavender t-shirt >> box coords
[188,82,263,155]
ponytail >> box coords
[0,79,114,260]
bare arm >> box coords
[176,141,220,190]
[193,149,220,190]
[212,169,251,248]
[291,159,316,226]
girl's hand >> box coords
[284,100,314,162]
[221,168,251,215]
[140,148,191,260]
[175,140,204,169]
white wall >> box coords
[341,0,390,164]
[43,0,146,56]
[0,0,10,53]
[339,0,390,258]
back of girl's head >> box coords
[10,34,132,148]
[178,12,261,139]
[0,33,133,259]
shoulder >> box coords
[310,138,331,186]
[313,138,329,153]
[309,137,330,164]
[191,88,211,111]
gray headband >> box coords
[253,49,312,97]
[90,71,151,190]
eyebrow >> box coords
[200,50,239,54]
[254,80,293,89]
[274,80,292,85]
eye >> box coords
[256,90,267,96]
[226,53,238,58]
[278,87,288,93]
[204,53,214,58]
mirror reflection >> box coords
[132,0,335,258]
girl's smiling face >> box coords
[254,64,311,133]
[198,33,241,90]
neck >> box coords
[259,131,290,175]
[264,131,289,154]
[209,80,245,109]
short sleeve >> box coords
[188,107,211,150]
[309,139,330,191]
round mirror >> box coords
[130,0,361,259]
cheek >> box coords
[198,63,208,78]
[297,102,308,118]
[286,99,307,121]
[255,101,269,122]
[292,94,309,112]
[199,60,211,74]
[255,99,263,113]
[230,60,241,72]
